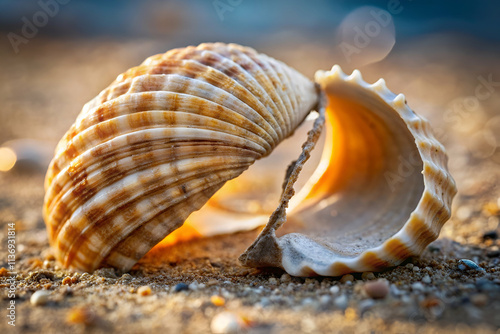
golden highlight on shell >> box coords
[43,42,457,276]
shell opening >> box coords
[289,77,425,256]
[240,66,456,277]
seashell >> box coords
[43,43,456,276]
[239,65,457,276]
[43,42,318,272]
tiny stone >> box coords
[486,250,500,257]
[62,276,72,286]
[137,286,152,296]
[120,273,132,281]
[458,259,485,271]
[390,285,402,296]
[456,206,472,220]
[66,307,95,325]
[411,282,424,291]
[470,294,488,307]
[329,286,340,294]
[361,272,375,280]
[93,267,117,278]
[304,278,316,285]
[207,279,219,286]
[422,275,432,284]
[268,277,278,285]
[363,280,389,299]
[189,282,199,291]
[340,274,354,283]
[482,230,498,241]
[30,290,51,306]
[405,263,414,269]
[211,295,226,307]
[319,295,332,306]
[210,312,240,334]
[174,283,190,292]
[358,299,376,314]
[412,266,420,272]
[334,294,348,310]
[280,274,291,283]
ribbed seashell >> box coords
[239,65,457,276]
[43,43,457,277]
[43,43,317,272]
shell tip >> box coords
[371,78,388,93]
[348,69,363,83]
[393,93,407,108]
[316,65,345,82]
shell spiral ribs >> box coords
[43,43,318,272]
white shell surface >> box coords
[43,43,318,272]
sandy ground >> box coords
[0,36,499,333]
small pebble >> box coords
[422,275,432,284]
[137,285,152,296]
[411,282,425,291]
[458,259,485,271]
[268,277,278,285]
[412,266,420,272]
[66,307,95,325]
[358,299,375,314]
[483,202,500,216]
[486,250,500,258]
[62,276,72,286]
[361,272,375,280]
[319,295,332,306]
[405,263,414,269]
[329,286,340,294]
[211,295,225,307]
[120,273,132,281]
[456,206,472,220]
[482,230,498,241]
[210,312,241,334]
[334,294,348,310]
[363,280,389,299]
[280,274,291,283]
[93,267,117,278]
[340,274,354,283]
[207,279,220,286]
[189,282,199,291]
[0,267,10,277]
[30,290,51,306]
[174,283,190,292]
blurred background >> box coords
[0,0,499,243]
